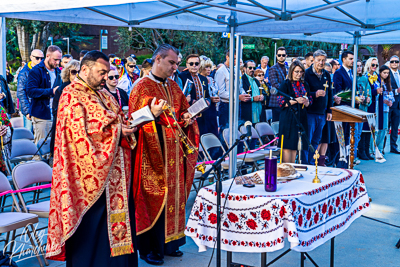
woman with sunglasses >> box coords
[118,56,139,95]
[254,69,270,121]
[355,60,373,160]
[364,57,385,156]
[106,65,129,108]
[50,59,80,153]
[277,60,312,163]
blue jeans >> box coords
[354,122,363,159]
[304,113,326,164]
[23,114,33,132]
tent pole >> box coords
[234,33,242,154]
[351,31,360,108]
[0,18,6,77]
[228,13,237,182]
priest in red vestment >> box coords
[46,51,138,266]
[129,44,199,265]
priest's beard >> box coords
[87,70,106,90]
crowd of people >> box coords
[6,43,400,167]
[0,41,398,267]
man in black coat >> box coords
[304,50,333,165]
[240,60,264,124]
[179,54,211,136]
[389,55,400,154]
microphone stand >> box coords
[200,133,249,267]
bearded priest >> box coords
[129,44,199,265]
[46,51,138,267]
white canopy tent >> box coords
[1,0,400,188]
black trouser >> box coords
[389,107,400,150]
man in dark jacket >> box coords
[389,55,400,154]
[333,51,354,167]
[179,54,211,136]
[304,50,333,164]
[17,49,44,132]
[269,47,289,122]
[241,60,264,124]
[26,45,62,144]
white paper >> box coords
[188,98,209,117]
[130,105,154,127]
[182,79,193,96]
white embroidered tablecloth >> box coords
[185,166,370,253]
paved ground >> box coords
[3,141,400,267]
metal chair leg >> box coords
[26,227,44,267]
[30,224,49,266]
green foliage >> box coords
[6,19,93,68]
[135,54,153,65]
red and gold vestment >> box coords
[129,74,199,243]
[46,79,136,260]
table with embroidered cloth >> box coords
[184,166,370,266]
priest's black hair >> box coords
[81,50,109,68]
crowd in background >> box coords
[3,43,400,171]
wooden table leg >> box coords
[349,122,355,169]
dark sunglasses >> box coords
[247,66,255,70]
[33,56,44,61]
[108,75,119,80]
[371,63,379,68]
[391,60,399,64]
[70,70,78,75]
[188,62,200,66]
[277,54,286,57]
[128,65,136,68]
[256,74,264,77]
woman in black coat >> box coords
[278,60,312,163]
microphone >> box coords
[270,87,294,100]
[244,121,252,140]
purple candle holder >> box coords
[265,156,277,192]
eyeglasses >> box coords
[247,66,255,70]
[293,70,304,74]
[371,64,379,68]
[188,62,200,66]
[391,60,400,64]
[108,75,120,80]
[33,56,44,61]
[128,65,136,68]
[256,74,264,77]
[70,70,78,75]
[277,54,286,57]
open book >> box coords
[130,105,154,128]
[187,98,209,117]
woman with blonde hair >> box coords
[51,59,80,153]
[132,58,153,89]
[199,56,220,137]
[118,56,139,95]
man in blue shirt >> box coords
[26,45,62,143]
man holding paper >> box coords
[179,54,213,135]
[129,44,199,265]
